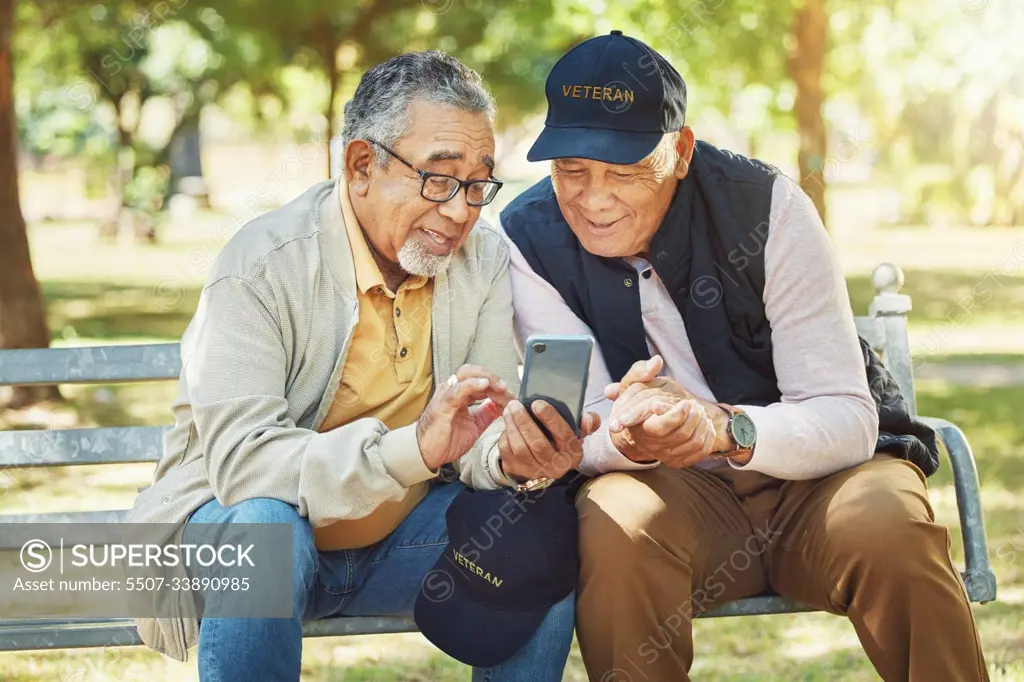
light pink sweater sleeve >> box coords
[729,175,879,479]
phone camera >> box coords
[533,343,546,354]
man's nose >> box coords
[437,188,471,225]
[578,185,616,214]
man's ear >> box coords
[345,140,375,197]
[673,127,695,180]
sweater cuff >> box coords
[485,445,516,488]
[379,423,437,487]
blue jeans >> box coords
[186,481,575,682]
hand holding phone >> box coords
[519,334,593,437]
[496,334,600,485]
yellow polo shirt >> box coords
[313,187,435,551]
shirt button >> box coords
[395,307,401,317]
[679,286,689,297]
[656,251,669,262]
[642,270,652,279]
[400,347,408,358]
[624,278,633,288]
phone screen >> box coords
[519,334,594,437]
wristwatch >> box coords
[713,403,757,459]
[496,456,555,492]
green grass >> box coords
[916,353,1024,365]
[836,225,1024,357]
[44,281,201,343]
[2,218,1023,680]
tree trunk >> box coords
[0,0,61,406]
[99,99,134,240]
[325,57,338,179]
[166,107,206,206]
[787,0,828,224]
[315,20,339,179]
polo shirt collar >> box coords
[337,180,431,296]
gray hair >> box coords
[341,50,496,166]
[640,131,682,174]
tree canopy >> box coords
[9,0,1024,225]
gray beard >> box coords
[398,234,451,277]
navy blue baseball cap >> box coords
[413,483,579,668]
[528,30,687,165]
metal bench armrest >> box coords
[918,415,997,603]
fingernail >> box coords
[497,379,507,390]
[510,402,522,413]
[609,418,621,432]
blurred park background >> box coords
[1,0,1023,679]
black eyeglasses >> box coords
[367,139,503,207]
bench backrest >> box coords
[0,263,916,483]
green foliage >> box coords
[15,86,112,159]
[832,0,1024,225]
[10,0,1023,225]
[122,163,169,212]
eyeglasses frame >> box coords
[366,138,504,207]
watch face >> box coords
[732,413,757,448]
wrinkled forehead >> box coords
[399,100,496,170]
[420,147,496,172]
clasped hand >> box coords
[605,355,735,468]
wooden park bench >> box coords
[0,263,998,653]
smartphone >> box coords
[519,333,595,438]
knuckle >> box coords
[624,383,645,398]
[645,421,666,437]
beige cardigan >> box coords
[128,178,519,661]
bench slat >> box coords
[0,579,989,654]
[0,344,181,387]
[0,616,420,651]
[0,511,132,551]
[0,510,130,525]
[0,427,165,468]
[0,598,820,652]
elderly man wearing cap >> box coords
[501,31,988,682]
[128,51,597,681]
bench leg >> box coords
[919,416,998,604]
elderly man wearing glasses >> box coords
[128,51,596,682]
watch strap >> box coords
[496,455,554,492]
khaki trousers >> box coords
[575,453,989,682]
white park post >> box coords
[867,263,917,416]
